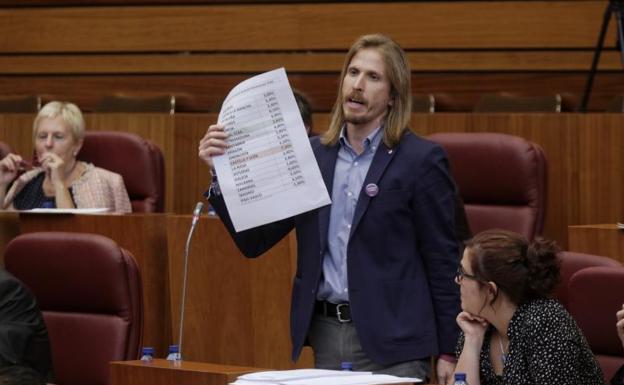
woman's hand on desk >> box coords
[198,124,229,171]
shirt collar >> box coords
[339,125,383,153]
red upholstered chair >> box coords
[554,251,622,310]
[0,140,11,159]
[428,132,547,240]
[3,232,143,385]
[568,266,624,383]
[77,131,165,212]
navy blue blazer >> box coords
[209,131,461,365]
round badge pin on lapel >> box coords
[365,183,379,197]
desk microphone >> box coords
[177,201,204,359]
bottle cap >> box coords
[141,346,154,355]
[168,344,179,353]
[454,373,467,381]
[340,361,353,371]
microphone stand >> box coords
[579,0,624,112]
[177,202,204,360]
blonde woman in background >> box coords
[0,101,131,212]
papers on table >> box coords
[232,369,423,385]
[213,68,331,232]
[617,222,624,229]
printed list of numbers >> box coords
[222,91,305,204]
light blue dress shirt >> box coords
[317,126,383,303]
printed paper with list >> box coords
[214,68,331,232]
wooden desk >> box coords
[0,212,171,355]
[568,224,624,263]
[110,359,261,385]
[166,215,313,369]
[109,359,422,385]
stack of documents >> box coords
[232,368,422,385]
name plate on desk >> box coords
[110,359,263,385]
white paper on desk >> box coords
[237,369,368,382]
[233,369,422,385]
[282,374,423,385]
[214,68,331,232]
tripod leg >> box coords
[616,7,624,65]
[580,2,614,112]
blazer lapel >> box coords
[350,141,397,236]
[317,143,339,254]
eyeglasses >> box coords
[455,265,482,284]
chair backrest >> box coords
[3,232,143,385]
[474,93,562,112]
[0,140,11,159]
[95,94,176,114]
[77,131,165,212]
[554,251,622,310]
[568,266,624,383]
[428,132,547,240]
[0,95,41,113]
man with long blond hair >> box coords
[199,34,460,383]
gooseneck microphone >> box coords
[177,201,204,359]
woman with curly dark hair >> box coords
[453,229,603,385]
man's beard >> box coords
[343,110,369,125]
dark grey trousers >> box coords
[307,313,430,380]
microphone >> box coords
[177,201,204,360]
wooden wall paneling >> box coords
[3,112,624,251]
[17,213,171,356]
[1,52,622,75]
[0,75,341,113]
[171,114,212,214]
[84,114,176,212]
[568,224,624,263]
[0,0,464,6]
[166,215,313,369]
[2,73,624,113]
[576,114,624,224]
[0,2,612,53]
[0,114,35,158]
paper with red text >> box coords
[213,68,331,232]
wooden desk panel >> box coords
[14,213,171,355]
[568,224,624,263]
[110,359,421,385]
[110,359,261,385]
[167,215,313,369]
